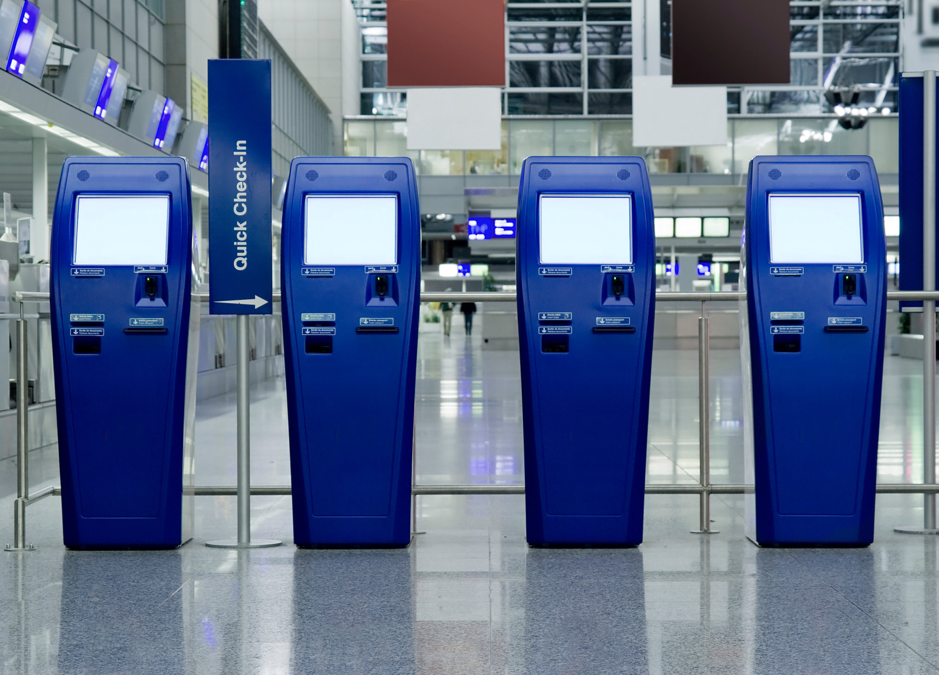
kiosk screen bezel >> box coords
[539,193,633,265]
[303,194,398,266]
[768,193,864,265]
[72,194,170,266]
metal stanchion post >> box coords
[692,309,718,534]
[207,315,281,548]
[6,305,34,551]
[898,70,939,534]
[411,414,424,537]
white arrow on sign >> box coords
[216,295,269,309]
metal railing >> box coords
[8,287,939,550]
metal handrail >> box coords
[10,286,939,549]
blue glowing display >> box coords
[457,263,471,276]
[93,59,119,120]
[697,262,711,276]
[152,98,176,149]
[6,1,39,77]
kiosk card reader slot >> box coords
[282,159,418,547]
[51,157,197,549]
[742,156,884,546]
[518,158,655,546]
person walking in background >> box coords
[441,289,454,337]
[461,301,477,336]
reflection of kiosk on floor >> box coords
[281,157,419,547]
[517,157,656,546]
[742,155,885,547]
[51,157,198,549]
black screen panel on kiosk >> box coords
[73,195,170,265]
[539,194,632,265]
[769,194,863,264]
[305,195,397,265]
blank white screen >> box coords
[540,195,632,265]
[769,194,863,264]
[304,195,397,265]
[73,195,169,265]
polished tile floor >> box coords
[2,329,939,673]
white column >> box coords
[31,136,48,261]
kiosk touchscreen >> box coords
[517,157,655,546]
[51,157,198,549]
[742,156,885,547]
[281,157,419,547]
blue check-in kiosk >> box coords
[281,157,419,547]
[742,155,885,546]
[51,157,198,549]
[517,157,655,546]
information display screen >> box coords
[539,194,632,265]
[73,195,170,265]
[769,194,863,264]
[304,195,397,265]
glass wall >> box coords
[345,116,900,179]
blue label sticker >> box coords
[70,327,104,337]
[365,265,398,274]
[596,317,630,326]
[301,313,336,322]
[538,312,572,321]
[770,267,804,276]
[129,318,164,327]
[134,265,168,274]
[70,313,104,322]
[302,327,336,336]
[833,265,867,274]
[600,265,635,274]
[301,267,335,277]
[828,316,863,326]
[770,312,804,320]
[539,267,573,277]
[71,268,105,277]
[538,326,573,334]
[770,326,804,334]
[360,318,394,326]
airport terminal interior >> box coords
[3,0,939,673]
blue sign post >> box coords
[208,59,273,315]
[205,59,280,550]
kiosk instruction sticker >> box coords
[302,327,336,336]
[538,312,572,321]
[129,318,164,327]
[360,318,394,327]
[365,265,398,274]
[301,267,335,277]
[770,267,804,276]
[70,314,104,322]
[828,317,863,326]
[538,326,572,334]
[134,265,168,274]
[596,317,630,326]
[770,312,804,320]
[301,313,336,322]
[70,328,104,336]
[833,265,867,274]
[71,268,105,277]
[600,265,635,274]
[539,267,572,277]
[770,326,804,334]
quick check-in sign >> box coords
[207,59,273,315]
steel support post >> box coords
[6,306,34,551]
[898,70,939,535]
[692,311,718,534]
[207,315,281,548]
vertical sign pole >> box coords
[6,303,33,551]
[206,59,280,549]
[924,70,937,533]
[898,70,939,535]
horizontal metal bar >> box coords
[413,484,525,495]
[21,290,939,305]
[193,486,290,496]
[24,486,60,505]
